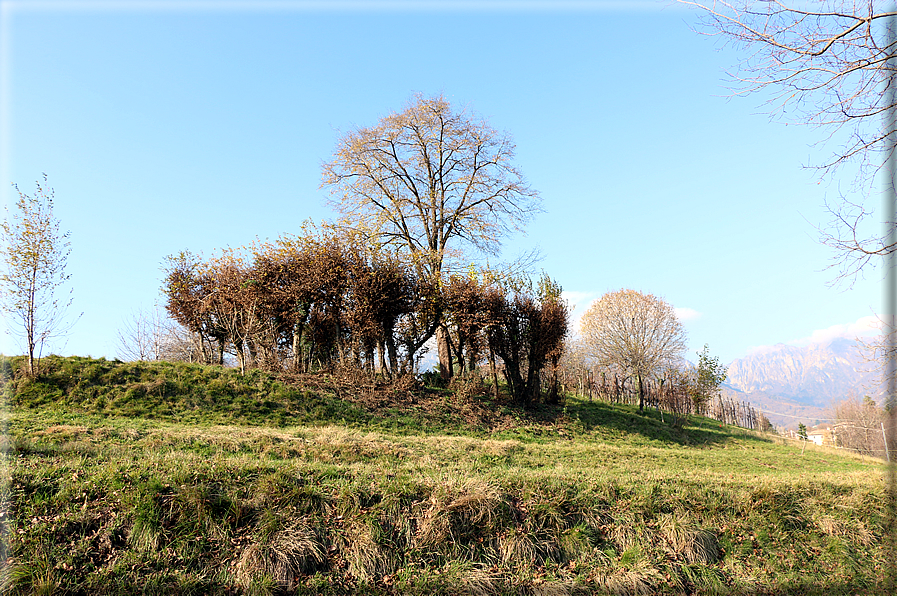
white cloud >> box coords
[674,307,701,322]
[745,343,789,357]
[788,315,882,347]
[737,315,881,360]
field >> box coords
[0,356,890,595]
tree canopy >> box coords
[579,289,687,411]
[321,93,541,278]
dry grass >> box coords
[3,356,891,595]
[416,481,507,550]
[657,512,721,565]
[338,519,400,583]
[458,565,504,596]
[236,518,325,591]
[598,563,664,596]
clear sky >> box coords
[0,0,883,365]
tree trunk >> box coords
[386,333,399,377]
[292,325,303,372]
[437,325,453,380]
[378,340,389,378]
[489,347,500,399]
[236,345,246,376]
[637,373,645,411]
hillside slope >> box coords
[0,356,889,595]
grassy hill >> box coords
[0,356,890,595]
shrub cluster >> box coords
[162,228,567,406]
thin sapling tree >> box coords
[0,175,78,376]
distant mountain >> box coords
[726,338,882,406]
[723,338,883,428]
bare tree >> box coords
[579,289,687,411]
[116,305,169,362]
[0,175,77,376]
[556,338,593,398]
[322,93,541,378]
[682,1,897,281]
[115,304,206,363]
[833,395,887,456]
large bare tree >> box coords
[0,175,76,376]
[682,1,897,281]
[322,93,541,378]
[579,289,687,411]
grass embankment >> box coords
[0,356,889,595]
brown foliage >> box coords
[485,275,568,407]
[161,229,568,404]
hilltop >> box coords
[0,356,889,595]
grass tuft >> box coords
[236,518,325,591]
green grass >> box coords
[0,356,890,594]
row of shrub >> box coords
[162,227,567,406]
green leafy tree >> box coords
[0,175,77,376]
[694,344,727,414]
[798,423,809,442]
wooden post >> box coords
[883,422,890,463]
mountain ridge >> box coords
[723,337,883,428]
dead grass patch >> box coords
[417,481,508,549]
[34,425,88,439]
[597,563,663,596]
[657,513,721,565]
[338,519,399,582]
[236,518,325,591]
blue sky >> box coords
[0,0,882,365]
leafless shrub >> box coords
[449,372,487,401]
[116,305,215,364]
